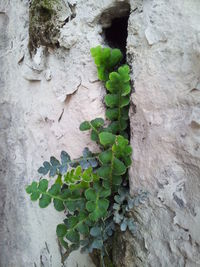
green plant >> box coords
[26,46,140,266]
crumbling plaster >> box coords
[0,0,200,266]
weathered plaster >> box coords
[128,0,200,266]
[0,0,200,266]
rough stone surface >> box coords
[0,0,200,266]
[128,0,200,266]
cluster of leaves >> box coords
[26,46,145,266]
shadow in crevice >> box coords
[100,3,130,61]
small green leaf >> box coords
[31,191,40,201]
[66,216,79,228]
[79,121,91,131]
[99,132,115,146]
[66,230,80,243]
[99,188,111,198]
[91,130,99,141]
[91,118,104,129]
[124,156,132,167]
[98,150,112,164]
[121,83,131,96]
[48,184,60,196]
[105,94,118,108]
[105,108,118,120]
[120,96,130,107]
[113,157,127,175]
[56,224,67,237]
[96,165,110,179]
[86,201,96,212]
[85,188,96,201]
[38,179,48,192]
[74,166,82,177]
[39,194,51,208]
[98,199,109,211]
[77,223,89,235]
[55,174,63,186]
[26,181,38,194]
[112,175,122,185]
[82,167,92,182]
[53,199,65,211]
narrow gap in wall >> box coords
[100,3,131,140]
[100,3,130,62]
[103,16,129,62]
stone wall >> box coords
[0,0,199,266]
[128,0,200,266]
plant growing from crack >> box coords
[26,46,146,266]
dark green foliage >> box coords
[26,46,146,266]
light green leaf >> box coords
[120,96,130,107]
[99,132,115,146]
[98,198,109,211]
[113,157,127,175]
[98,150,112,164]
[96,165,110,179]
[105,108,118,120]
[99,188,111,198]
[105,94,118,108]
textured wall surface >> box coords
[0,0,200,266]
[128,0,200,266]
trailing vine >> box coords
[26,46,145,266]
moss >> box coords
[29,0,63,55]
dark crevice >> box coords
[103,16,129,61]
[100,4,131,142]
[100,3,130,61]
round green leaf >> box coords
[66,230,80,243]
[48,184,60,196]
[79,121,91,131]
[39,194,51,208]
[77,223,89,235]
[85,188,96,201]
[53,199,65,211]
[86,201,96,212]
[98,150,112,164]
[38,179,48,192]
[31,191,40,201]
[96,165,110,179]
[99,132,116,146]
[26,181,38,194]
[56,224,67,237]
[91,118,104,129]
[113,157,126,175]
